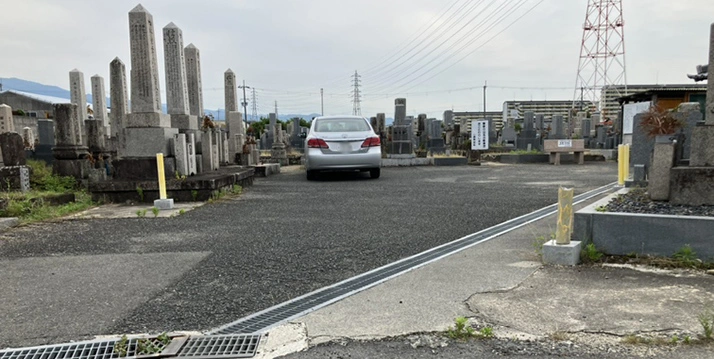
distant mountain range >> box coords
[0,77,339,123]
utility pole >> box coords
[238,80,250,122]
[320,88,324,116]
[483,80,487,118]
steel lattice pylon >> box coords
[573,0,627,119]
[351,70,362,116]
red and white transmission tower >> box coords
[573,0,627,119]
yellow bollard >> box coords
[617,145,625,186]
[624,144,630,182]
[555,187,574,245]
[156,153,167,200]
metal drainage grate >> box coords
[176,335,261,359]
[210,183,617,335]
[0,334,259,359]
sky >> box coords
[1,0,713,120]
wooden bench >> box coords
[543,139,585,165]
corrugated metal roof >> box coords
[0,89,90,107]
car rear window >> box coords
[314,118,370,132]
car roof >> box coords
[313,116,367,121]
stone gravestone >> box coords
[551,115,565,139]
[201,130,216,171]
[22,127,36,150]
[110,57,129,141]
[91,75,110,134]
[69,69,87,145]
[185,44,203,124]
[517,112,539,150]
[38,120,55,145]
[0,104,15,133]
[187,133,197,175]
[0,132,26,166]
[164,22,198,133]
[391,98,413,155]
[172,133,189,176]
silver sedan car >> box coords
[304,116,382,180]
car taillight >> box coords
[361,136,381,147]
[307,138,329,148]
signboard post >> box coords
[471,120,489,150]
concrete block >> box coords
[669,167,714,205]
[543,240,582,266]
[153,198,174,210]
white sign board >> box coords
[471,120,489,150]
[558,139,573,148]
[622,101,650,135]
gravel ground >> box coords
[604,188,714,217]
[279,333,714,359]
[0,163,617,346]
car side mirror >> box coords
[299,132,307,139]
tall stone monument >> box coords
[124,4,177,157]
[185,43,204,123]
[225,69,238,113]
[163,22,198,133]
[69,69,87,144]
[110,57,129,140]
[91,75,110,134]
[227,111,244,161]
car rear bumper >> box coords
[305,148,382,170]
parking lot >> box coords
[0,163,618,348]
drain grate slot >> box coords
[0,334,250,359]
[210,183,616,335]
[176,335,260,359]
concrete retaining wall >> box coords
[574,191,714,260]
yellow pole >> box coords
[156,153,167,200]
[624,144,630,182]
[617,145,624,186]
[555,187,574,245]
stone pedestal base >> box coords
[0,166,30,192]
[154,198,174,210]
[689,125,714,167]
[669,167,714,205]
[53,159,91,180]
[113,157,176,181]
[126,112,171,128]
[543,240,582,266]
[271,144,288,166]
[121,127,179,157]
[170,114,199,131]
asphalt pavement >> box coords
[0,163,619,349]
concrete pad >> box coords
[466,265,714,336]
[255,323,308,359]
[69,202,203,219]
[0,251,211,347]
[296,220,545,344]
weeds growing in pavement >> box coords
[445,317,493,340]
[673,245,698,267]
[581,243,603,263]
[699,309,714,340]
[178,209,186,216]
[114,335,128,357]
[151,207,159,218]
[136,209,147,218]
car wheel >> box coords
[307,170,318,181]
[369,168,380,179]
